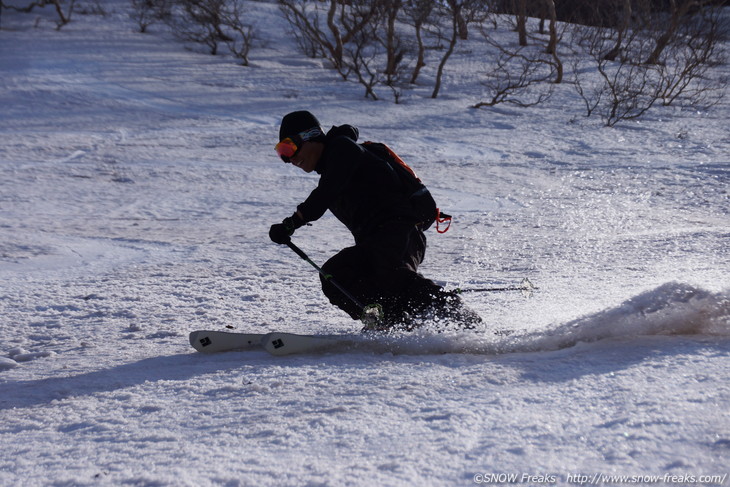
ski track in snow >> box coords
[1,2,729,486]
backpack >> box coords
[362,141,451,233]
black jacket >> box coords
[296,125,417,242]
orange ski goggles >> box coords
[275,138,300,162]
[275,127,323,162]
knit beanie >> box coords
[279,111,325,142]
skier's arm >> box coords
[296,138,361,223]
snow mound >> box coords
[0,357,18,371]
[7,347,56,363]
[360,282,729,356]
[513,282,730,352]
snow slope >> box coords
[1,2,729,486]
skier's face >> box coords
[290,141,323,173]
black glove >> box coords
[269,214,304,245]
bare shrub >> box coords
[167,0,232,55]
[2,0,75,29]
[278,0,381,80]
[403,0,436,85]
[570,0,727,126]
[220,0,255,65]
[571,20,663,126]
[280,0,427,101]
[278,0,491,102]
[130,0,173,33]
[429,0,488,99]
[163,0,256,64]
[651,2,728,108]
[473,41,556,108]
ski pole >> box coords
[456,278,537,296]
[285,240,383,324]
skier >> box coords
[269,110,481,330]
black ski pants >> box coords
[319,220,441,322]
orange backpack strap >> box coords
[381,144,421,181]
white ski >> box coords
[189,330,265,353]
[262,332,358,356]
[189,330,361,355]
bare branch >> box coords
[473,42,556,108]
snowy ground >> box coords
[1,2,729,486]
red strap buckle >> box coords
[436,209,452,234]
